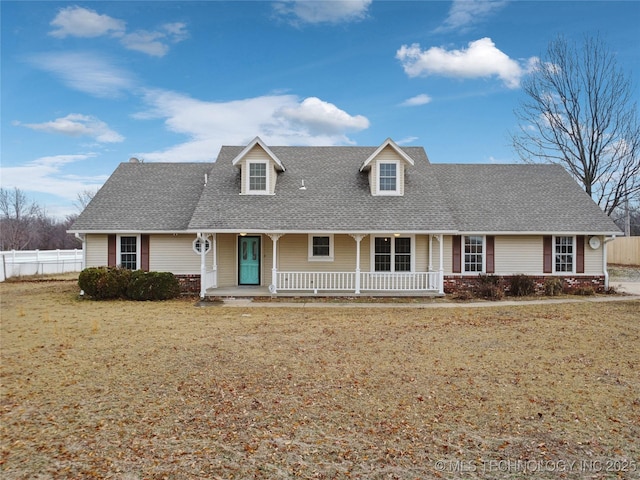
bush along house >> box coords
[69,137,622,297]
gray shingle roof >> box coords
[432,164,621,233]
[70,162,212,231]
[70,145,621,235]
[188,146,456,232]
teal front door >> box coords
[238,236,261,285]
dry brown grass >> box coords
[1,280,639,479]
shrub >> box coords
[126,271,180,301]
[572,286,595,296]
[509,274,535,297]
[544,277,564,296]
[474,275,504,300]
[78,267,131,300]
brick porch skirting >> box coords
[175,274,200,294]
[444,275,606,295]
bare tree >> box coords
[0,187,43,250]
[511,34,640,216]
[74,188,97,212]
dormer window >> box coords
[360,138,414,197]
[248,161,268,192]
[378,161,398,194]
[232,137,285,195]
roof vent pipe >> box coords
[204,173,208,186]
[129,157,140,163]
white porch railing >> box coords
[276,271,440,292]
[277,271,356,291]
[360,271,438,291]
[204,269,217,290]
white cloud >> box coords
[28,52,135,98]
[134,89,370,161]
[49,5,125,38]
[396,136,419,145]
[273,0,371,25]
[120,30,169,57]
[0,154,106,202]
[120,23,188,57]
[400,94,432,107]
[396,37,533,89]
[48,6,187,57]
[276,97,369,134]
[435,0,509,33]
[18,114,124,143]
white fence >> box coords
[0,249,83,282]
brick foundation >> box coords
[175,274,201,294]
[444,275,605,295]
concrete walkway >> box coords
[202,293,640,309]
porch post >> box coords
[350,234,366,294]
[268,234,283,293]
[198,232,206,298]
[438,234,444,295]
[212,233,217,288]
[428,235,433,272]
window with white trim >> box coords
[555,236,574,272]
[377,161,399,195]
[193,237,211,254]
[308,235,334,261]
[119,235,138,270]
[464,235,484,273]
[247,161,267,193]
[373,236,412,272]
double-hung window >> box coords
[374,236,412,272]
[247,161,267,193]
[308,235,334,261]
[555,236,574,272]
[119,236,138,270]
[377,161,399,195]
[464,235,484,273]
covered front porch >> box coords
[196,232,446,297]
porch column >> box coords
[198,232,206,298]
[349,234,367,294]
[438,234,444,295]
[212,233,217,288]
[268,234,283,293]
[428,235,433,272]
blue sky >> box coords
[2,1,639,218]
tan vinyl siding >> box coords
[444,235,604,276]
[494,235,543,275]
[415,235,428,271]
[149,235,201,274]
[584,236,604,275]
[216,233,237,287]
[443,235,453,274]
[85,234,108,267]
[278,235,358,272]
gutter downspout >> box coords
[603,236,617,290]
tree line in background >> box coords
[0,187,86,251]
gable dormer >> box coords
[359,138,415,196]
[232,137,285,195]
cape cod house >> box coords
[69,137,621,297]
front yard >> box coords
[1,279,639,479]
